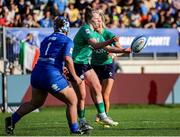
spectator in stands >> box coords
[99,3,108,14]
[0,0,179,29]
[37,2,47,20]
[7,3,16,23]
[0,5,3,18]
[13,12,22,27]
[17,0,26,14]
[163,16,175,28]
[156,9,165,28]
[3,0,15,7]
[39,10,53,28]
[65,3,81,27]
[108,18,119,28]
[139,0,148,17]
[144,0,156,10]
[22,2,33,20]
[53,0,68,15]
[129,10,141,28]
[31,0,49,5]
[0,8,13,27]
[149,8,159,24]
[118,10,130,28]
[172,0,180,10]
[91,0,101,9]
[22,13,39,28]
[155,0,164,11]
[143,12,156,28]
[74,0,89,11]
[32,11,40,27]
[108,6,120,28]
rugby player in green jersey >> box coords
[91,10,131,125]
[71,6,130,131]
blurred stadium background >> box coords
[0,0,180,136]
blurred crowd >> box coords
[0,0,179,28]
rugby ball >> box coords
[131,35,147,53]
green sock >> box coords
[78,109,85,119]
[95,102,105,113]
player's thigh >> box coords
[51,86,77,105]
[85,69,101,92]
[31,86,48,106]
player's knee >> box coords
[67,95,78,106]
[103,94,110,101]
[71,96,78,106]
[31,101,43,109]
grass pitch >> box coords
[1,105,180,136]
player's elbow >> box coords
[64,56,73,64]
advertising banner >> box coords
[6,28,180,53]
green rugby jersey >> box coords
[72,24,100,64]
[91,29,115,65]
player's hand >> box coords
[63,67,69,75]
[123,47,132,53]
[75,77,83,85]
[108,53,117,59]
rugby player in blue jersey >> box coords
[5,16,86,135]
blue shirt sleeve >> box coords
[63,38,74,57]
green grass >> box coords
[1,105,180,136]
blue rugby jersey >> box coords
[37,32,73,72]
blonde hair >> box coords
[84,6,99,24]
[98,9,106,28]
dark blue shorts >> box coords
[92,63,115,80]
[67,63,92,82]
[31,65,69,93]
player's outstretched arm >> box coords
[88,36,119,50]
[104,46,132,54]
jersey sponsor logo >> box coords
[70,48,73,54]
[109,72,113,76]
[80,75,84,80]
[94,49,106,54]
[48,36,57,41]
[96,38,100,42]
[51,84,60,91]
[85,29,90,34]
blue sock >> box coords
[69,122,79,133]
[12,112,21,124]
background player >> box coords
[5,16,85,135]
[91,10,131,124]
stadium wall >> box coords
[1,74,180,107]
[116,60,180,73]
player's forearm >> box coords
[65,57,78,80]
[104,46,124,53]
[105,46,131,53]
[88,37,118,49]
